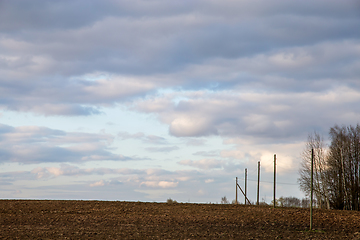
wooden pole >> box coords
[237,183,252,205]
[245,168,247,205]
[236,177,238,204]
[257,161,260,205]
[273,154,276,208]
[310,148,314,230]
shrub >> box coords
[166,198,177,204]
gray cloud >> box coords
[145,146,179,153]
[132,88,360,141]
[118,131,168,144]
[0,0,359,116]
[185,138,207,146]
[178,159,226,170]
[0,156,302,202]
[193,151,219,157]
[28,164,200,190]
[30,164,144,179]
[0,123,132,163]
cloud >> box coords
[0,0,359,116]
[118,131,145,140]
[26,164,194,191]
[220,138,304,174]
[30,166,64,179]
[145,146,179,152]
[185,138,207,146]
[118,131,168,144]
[132,87,360,141]
[2,156,301,202]
[0,123,131,164]
[0,74,155,116]
[140,181,178,188]
[89,179,121,187]
[90,180,105,187]
[178,159,226,170]
[30,164,143,179]
[205,179,214,183]
[169,116,218,137]
[27,164,197,184]
[193,151,219,157]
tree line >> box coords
[221,195,311,208]
[298,124,360,210]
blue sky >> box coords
[0,0,360,203]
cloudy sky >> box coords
[0,0,360,203]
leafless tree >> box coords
[221,196,229,204]
[301,198,310,208]
[298,132,330,209]
[327,125,360,210]
[283,197,301,207]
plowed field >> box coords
[0,200,360,239]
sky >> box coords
[0,0,360,203]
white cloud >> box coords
[45,167,64,177]
[0,124,131,164]
[170,117,217,137]
[178,159,226,170]
[220,139,304,174]
[140,181,178,188]
[205,179,214,183]
[145,146,179,152]
[1,0,359,116]
[82,76,155,101]
[2,158,302,202]
[90,180,105,187]
[118,131,168,145]
[132,87,360,141]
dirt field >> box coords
[0,200,360,239]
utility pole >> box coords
[237,179,252,205]
[236,177,238,204]
[310,148,314,230]
[257,161,260,205]
[273,154,276,208]
[245,168,247,205]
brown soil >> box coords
[0,200,359,239]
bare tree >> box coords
[327,124,360,210]
[221,196,229,204]
[301,198,310,208]
[298,132,330,209]
[283,197,301,207]
[271,196,302,208]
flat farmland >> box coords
[0,200,360,239]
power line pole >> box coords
[236,177,238,204]
[273,154,276,208]
[257,161,260,205]
[310,148,314,230]
[237,181,252,205]
[245,168,247,205]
